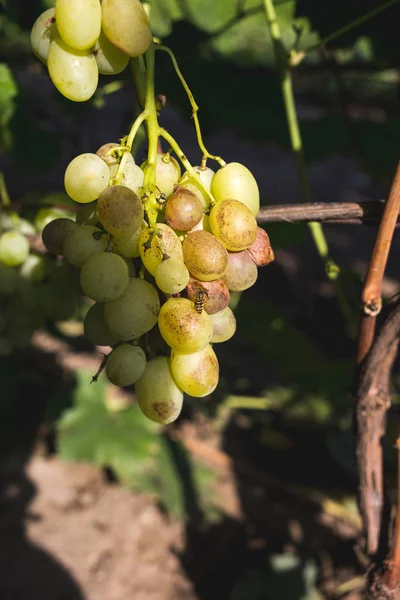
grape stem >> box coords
[155,44,226,168]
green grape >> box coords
[106,344,146,386]
[171,344,219,397]
[0,231,29,267]
[182,230,228,282]
[55,0,101,50]
[158,297,213,354]
[183,166,215,208]
[48,33,99,102]
[109,162,144,195]
[97,185,143,239]
[84,302,119,346]
[209,307,237,343]
[111,225,143,258]
[0,262,18,295]
[186,277,230,315]
[94,30,129,75]
[35,207,74,232]
[141,153,181,198]
[64,153,110,204]
[211,162,260,216]
[20,254,50,283]
[139,224,183,276]
[246,227,274,267]
[96,143,135,168]
[105,278,160,340]
[80,252,129,302]
[223,250,258,292]
[30,8,57,65]
[42,217,77,254]
[165,187,203,232]
[75,203,99,226]
[101,0,152,57]
[135,357,183,424]
[63,225,108,267]
[155,259,190,295]
[209,199,257,252]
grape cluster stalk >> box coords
[31,0,275,424]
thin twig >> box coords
[256,200,386,224]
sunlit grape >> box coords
[223,250,258,292]
[55,0,101,50]
[158,297,213,354]
[186,277,230,314]
[106,344,146,386]
[42,217,77,254]
[97,185,143,239]
[109,162,144,195]
[171,344,219,397]
[155,258,190,294]
[0,231,29,267]
[94,29,129,75]
[209,199,257,252]
[135,357,183,424]
[101,0,152,57]
[141,153,181,198]
[64,153,110,204]
[63,225,108,267]
[80,252,129,302]
[211,162,260,216]
[105,278,160,340]
[96,143,135,168]
[165,186,203,232]
[30,8,56,65]
[84,302,119,346]
[182,230,228,282]
[139,224,183,276]
[209,306,236,343]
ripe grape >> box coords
[55,0,101,50]
[42,217,77,255]
[48,34,99,102]
[30,8,56,65]
[171,344,219,397]
[106,344,146,386]
[20,254,50,283]
[158,297,213,354]
[210,307,236,343]
[63,225,108,267]
[211,162,260,216]
[94,30,129,75]
[101,0,152,58]
[111,225,143,258]
[209,199,257,252]
[165,186,203,232]
[186,277,230,314]
[84,302,119,346]
[109,162,144,195]
[0,263,18,295]
[155,259,190,294]
[183,166,215,208]
[96,143,134,168]
[246,227,274,267]
[80,252,129,302]
[0,231,29,267]
[142,154,181,198]
[139,224,183,276]
[76,202,99,226]
[64,153,110,204]
[97,185,144,239]
[182,230,228,282]
[135,357,183,424]
[105,278,160,340]
[223,250,258,292]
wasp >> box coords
[194,288,208,314]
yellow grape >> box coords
[106,344,146,387]
[141,154,181,198]
[48,33,99,102]
[0,232,29,267]
[139,224,183,276]
[30,8,56,65]
[183,165,215,208]
[135,357,183,424]
[209,307,236,343]
[101,0,152,58]
[97,185,144,239]
[109,162,144,195]
[155,259,190,294]
[158,297,212,354]
[104,278,160,340]
[182,230,228,282]
[64,153,110,204]
[209,199,257,251]
[211,162,260,216]
[223,250,258,292]
[80,252,129,302]
[171,344,219,397]
[55,0,101,50]
[94,30,129,75]
[84,302,119,346]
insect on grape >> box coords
[194,288,208,314]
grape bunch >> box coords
[42,145,274,424]
[30,0,152,102]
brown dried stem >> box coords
[256,200,386,225]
